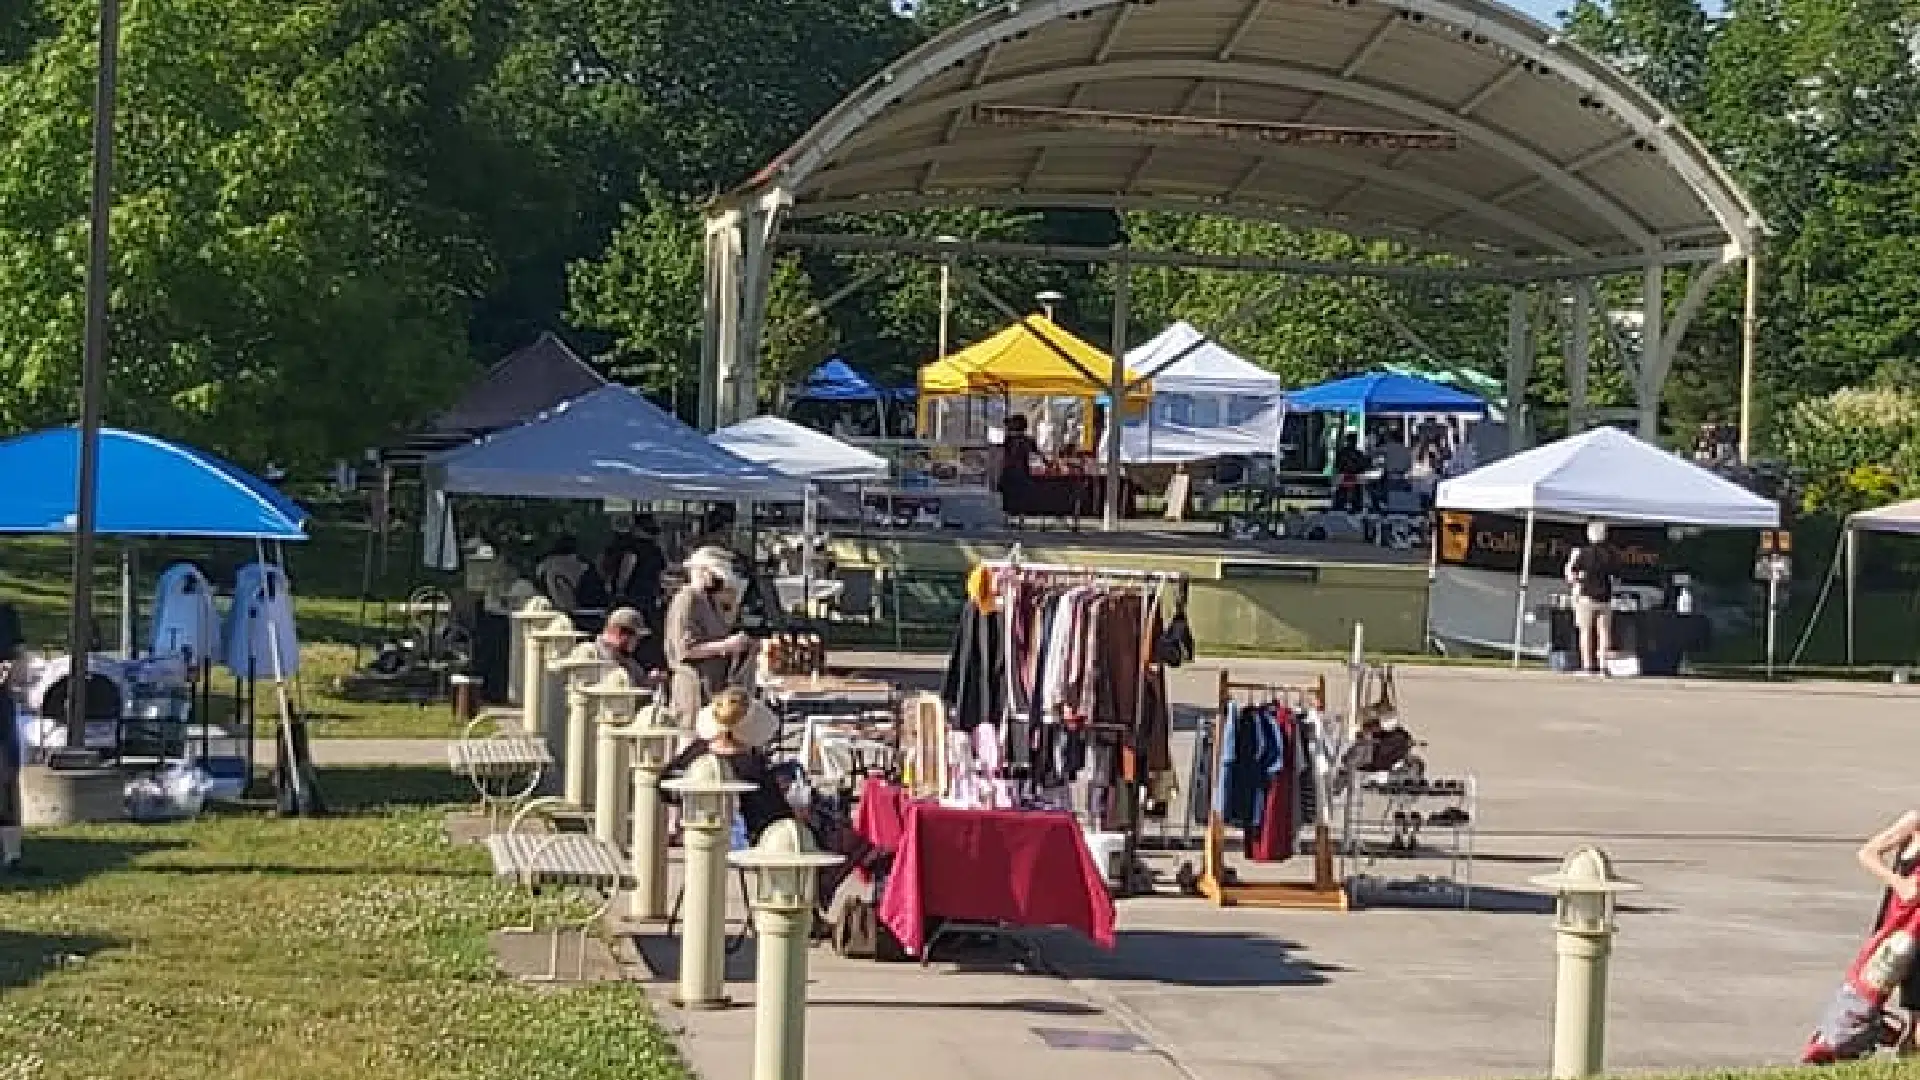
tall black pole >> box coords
[63,0,120,752]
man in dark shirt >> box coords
[1331,432,1370,513]
[1563,521,1615,675]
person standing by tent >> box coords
[533,535,591,613]
[1564,521,1616,675]
[663,547,757,732]
[994,414,1038,519]
[0,602,25,873]
[1331,432,1370,513]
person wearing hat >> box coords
[663,546,757,731]
[595,607,661,684]
[662,688,791,843]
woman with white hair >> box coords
[1563,520,1616,676]
[663,546,756,730]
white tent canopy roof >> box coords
[710,415,891,483]
[1435,425,1779,527]
[1126,322,1283,396]
[1850,499,1920,537]
[430,385,804,502]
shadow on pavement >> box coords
[0,930,122,991]
[1047,929,1341,987]
[812,997,1101,1015]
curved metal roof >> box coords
[739,0,1763,264]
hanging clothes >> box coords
[1247,707,1299,863]
[223,562,299,678]
[149,562,220,664]
[940,598,1005,733]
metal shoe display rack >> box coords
[1338,769,1477,908]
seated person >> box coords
[662,688,791,843]
[594,606,663,684]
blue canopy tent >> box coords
[0,426,307,540]
[0,426,309,801]
[1287,372,1491,418]
[790,359,914,435]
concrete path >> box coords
[331,653,1920,1080]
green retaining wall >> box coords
[826,533,1430,654]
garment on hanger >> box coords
[1247,707,1299,863]
[149,563,220,664]
[940,597,1004,733]
[223,562,299,678]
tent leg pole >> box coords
[1104,251,1130,533]
[1512,511,1534,669]
[1846,526,1857,668]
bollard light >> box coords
[530,615,582,783]
[508,595,555,709]
[615,705,683,921]
[1530,846,1641,1080]
[730,819,844,1080]
[662,753,754,1010]
[550,640,608,809]
[584,668,644,850]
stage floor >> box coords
[828,518,1427,567]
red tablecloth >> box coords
[854,779,1116,955]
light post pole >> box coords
[583,669,644,849]
[550,640,606,808]
[1035,288,1064,322]
[1530,846,1641,1079]
[507,596,555,710]
[731,819,843,1080]
[618,703,683,921]
[529,615,581,786]
[662,754,753,1009]
[61,0,123,753]
[935,235,960,360]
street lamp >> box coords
[730,819,844,1080]
[661,753,754,1010]
[1530,846,1641,1080]
[508,595,556,711]
[1035,289,1065,321]
[935,234,960,360]
[529,615,582,778]
[583,668,644,849]
[549,640,607,808]
[616,703,683,921]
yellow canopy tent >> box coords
[917,316,1152,445]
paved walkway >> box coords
[342,654,1920,1080]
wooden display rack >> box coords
[1197,671,1348,911]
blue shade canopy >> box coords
[794,359,885,402]
[1287,372,1490,417]
[0,427,308,540]
[430,385,805,502]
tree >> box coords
[1776,386,1920,514]
[0,0,484,468]
[568,192,829,415]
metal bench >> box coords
[449,713,554,829]
[485,798,633,981]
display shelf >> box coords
[1339,770,1477,907]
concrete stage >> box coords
[826,520,1431,654]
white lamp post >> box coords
[549,640,608,808]
[583,668,644,849]
[662,754,754,1009]
[508,595,554,714]
[730,819,844,1080]
[530,615,582,786]
[617,706,683,920]
[1530,846,1641,1080]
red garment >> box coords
[856,783,1117,955]
[853,776,911,879]
[1246,710,1298,863]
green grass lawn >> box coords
[0,768,687,1080]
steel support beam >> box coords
[1635,264,1664,440]
[1105,253,1130,532]
[1505,286,1533,452]
[1566,279,1593,434]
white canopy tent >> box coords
[1104,322,1284,464]
[430,384,804,503]
[1435,426,1780,664]
[710,415,889,483]
[1845,498,1920,665]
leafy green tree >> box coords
[1776,387,1920,514]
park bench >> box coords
[484,797,632,981]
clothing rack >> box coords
[1197,671,1347,911]
[982,549,1185,897]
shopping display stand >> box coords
[981,550,1186,898]
[1196,672,1347,911]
